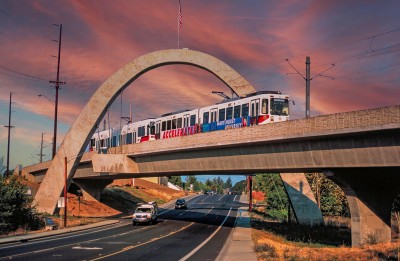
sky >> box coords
[0,1,400,183]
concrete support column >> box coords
[73,179,113,201]
[280,173,324,226]
[325,168,400,246]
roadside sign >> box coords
[58,197,65,208]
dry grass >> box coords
[252,214,400,261]
[253,229,399,260]
[146,188,185,201]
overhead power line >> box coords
[0,64,48,82]
[288,26,400,61]
[333,63,400,81]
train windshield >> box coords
[270,98,289,116]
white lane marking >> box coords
[218,195,227,201]
[233,195,238,202]
[158,195,202,215]
[0,222,127,250]
[0,224,148,260]
[204,207,213,216]
[179,207,232,261]
[200,195,210,202]
[178,209,190,216]
[72,246,103,250]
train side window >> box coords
[162,121,166,131]
[112,135,117,147]
[149,125,155,135]
[90,139,95,148]
[138,126,144,137]
[242,103,249,117]
[226,107,233,120]
[234,105,241,118]
[177,118,182,128]
[262,99,268,114]
[218,108,225,121]
[172,119,177,129]
[167,120,172,130]
[190,115,196,126]
[256,102,259,116]
[203,112,209,124]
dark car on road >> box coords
[175,198,187,209]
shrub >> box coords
[0,176,40,234]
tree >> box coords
[224,177,232,189]
[305,173,349,217]
[185,176,200,191]
[0,176,41,234]
[168,176,183,188]
[253,173,289,220]
[232,180,246,194]
[205,179,213,187]
[0,157,5,176]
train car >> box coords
[155,109,199,140]
[90,90,289,149]
[120,118,156,145]
[199,91,289,133]
[89,128,118,151]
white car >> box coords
[132,203,157,225]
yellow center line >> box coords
[89,222,195,261]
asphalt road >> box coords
[0,194,246,261]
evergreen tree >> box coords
[185,176,200,191]
[168,176,183,188]
[205,178,213,187]
[224,177,232,189]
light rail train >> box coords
[89,91,289,151]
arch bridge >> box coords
[29,49,400,247]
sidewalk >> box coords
[217,195,258,261]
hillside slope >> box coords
[67,179,185,217]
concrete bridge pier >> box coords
[280,173,324,226]
[73,179,113,201]
[325,168,400,247]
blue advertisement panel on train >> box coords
[202,117,250,133]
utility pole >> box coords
[50,23,66,159]
[37,133,45,163]
[305,56,311,118]
[4,92,14,177]
[285,57,334,118]
[120,91,123,131]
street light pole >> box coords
[64,156,67,227]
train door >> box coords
[210,108,218,131]
[155,120,161,139]
[250,99,260,125]
[183,114,189,127]
[133,131,137,144]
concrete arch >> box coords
[33,49,256,214]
